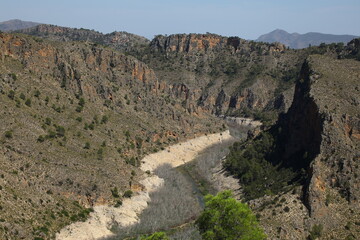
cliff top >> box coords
[306,55,360,117]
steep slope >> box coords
[0,33,221,239]
[257,29,358,49]
[15,24,150,53]
[18,26,355,124]
[225,55,360,239]
[287,55,360,239]
[0,19,42,32]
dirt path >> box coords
[56,130,233,240]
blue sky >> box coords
[1,0,359,39]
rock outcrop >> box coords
[259,55,360,239]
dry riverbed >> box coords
[56,131,234,240]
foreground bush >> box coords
[196,190,266,240]
[141,231,169,240]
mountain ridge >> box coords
[257,29,358,49]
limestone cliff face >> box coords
[151,33,228,53]
[151,33,286,54]
[277,55,360,235]
[145,33,298,118]
[0,33,157,98]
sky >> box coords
[1,0,359,40]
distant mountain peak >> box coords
[256,29,358,49]
[0,19,42,32]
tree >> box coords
[141,232,169,240]
[196,190,266,240]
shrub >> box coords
[114,200,123,208]
[84,142,90,149]
[76,117,82,122]
[37,135,45,142]
[75,106,83,112]
[78,97,85,107]
[34,90,41,98]
[123,190,133,198]
[55,126,65,137]
[19,93,26,100]
[4,131,13,139]
[8,90,15,100]
[101,115,109,124]
[9,73,17,81]
[47,130,57,139]
[97,148,104,160]
[141,232,169,240]
[196,190,266,240]
[111,187,120,198]
[308,224,323,240]
[45,117,52,125]
[25,98,31,107]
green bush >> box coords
[9,73,17,81]
[111,187,120,198]
[141,232,169,240]
[101,115,108,124]
[123,190,133,198]
[114,200,123,208]
[97,148,104,160]
[8,90,15,100]
[34,90,41,98]
[25,98,31,107]
[45,117,52,125]
[19,93,26,100]
[84,142,90,149]
[37,135,45,142]
[55,125,65,137]
[308,224,323,240]
[4,131,13,139]
[196,190,266,240]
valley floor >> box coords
[56,130,236,240]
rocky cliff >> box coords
[298,56,360,239]
[248,55,360,239]
[139,33,306,120]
